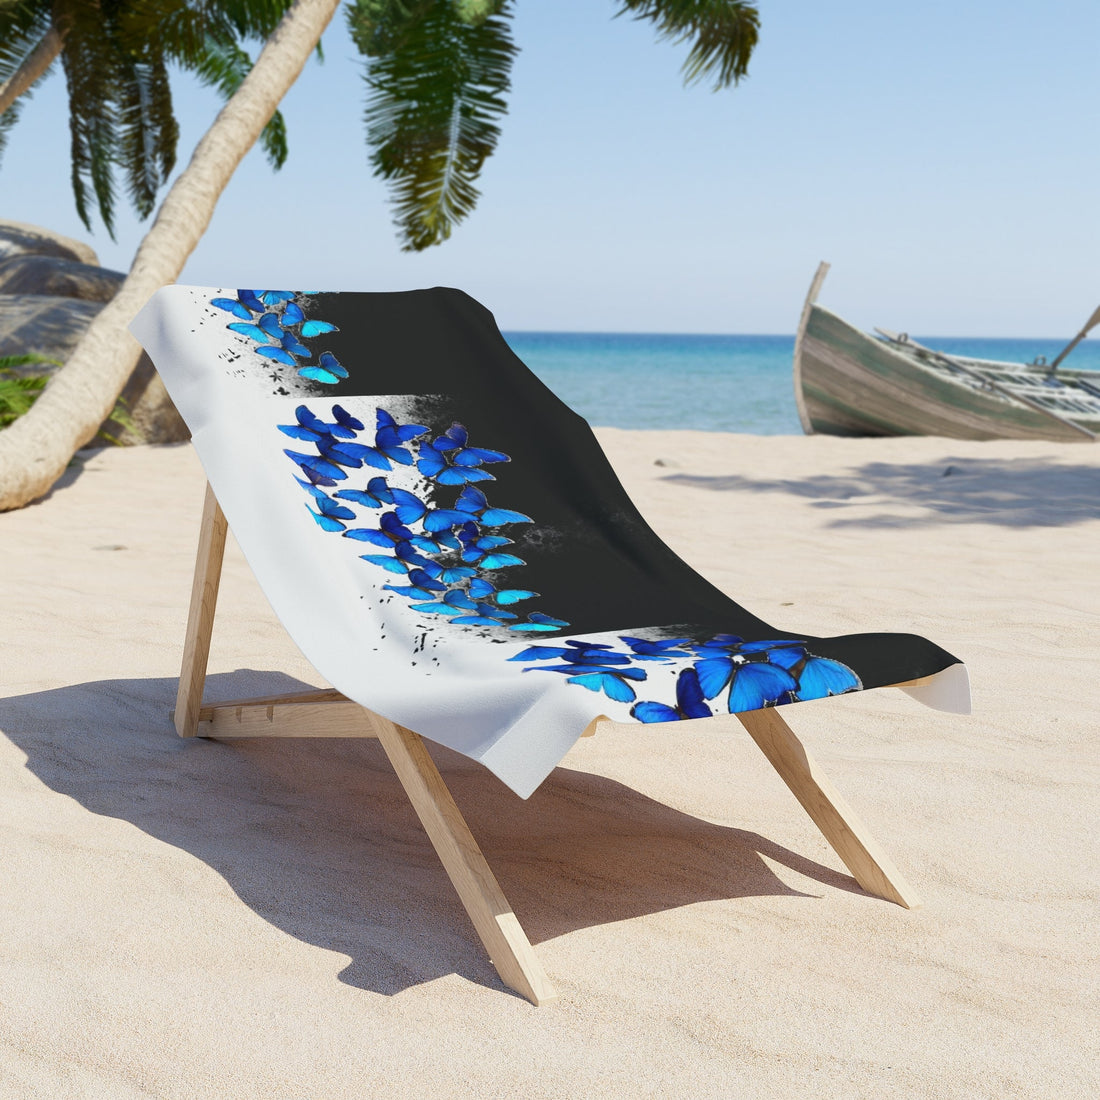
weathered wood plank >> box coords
[371,714,557,1005]
[737,707,921,909]
[175,483,228,738]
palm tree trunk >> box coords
[0,25,63,117]
[0,0,341,511]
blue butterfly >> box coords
[510,612,570,632]
[300,319,338,337]
[299,351,348,384]
[256,312,284,340]
[727,662,799,712]
[211,297,253,319]
[536,664,647,703]
[508,645,575,663]
[359,554,411,575]
[452,601,518,625]
[227,322,277,344]
[459,578,537,605]
[281,332,311,359]
[417,440,496,485]
[384,582,443,601]
[766,648,861,700]
[235,289,266,312]
[304,495,354,531]
[353,409,426,469]
[332,404,364,432]
[392,542,439,572]
[479,505,532,528]
[316,436,376,469]
[436,564,478,583]
[343,510,414,546]
[442,486,531,528]
[431,423,510,468]
[408,600,464,616]
[259,290,295,306]
[284,449,346,484]
[631,667,712,722]
[620,636,694,660]
[467,577,496,599]
[256,346,297,367]
[442,589,478,611]
[457,529,524,568]
[294,476,331,501]
[282,301,305,325]
[333,476,394,509]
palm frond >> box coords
[116,53,179,220]
[58,2,120,237]
[617,0,760,90]
[349,0,518,251]
[0,2,54,168]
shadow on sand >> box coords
[665,455,1100,529]
[0,670,862,999]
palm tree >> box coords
[0,0,759,510]
[0,0,295,237]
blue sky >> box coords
[3,0,1097,335]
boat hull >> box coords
[797,304,1097,442]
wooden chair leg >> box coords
[175,482,228,738]
[370,715,557,1005]
[737,708,921,909]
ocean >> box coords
[502,332,1100,435]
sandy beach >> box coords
[1,430,1097,1098]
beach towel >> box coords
[131,285,969,798]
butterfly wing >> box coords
[331,404,364,432]
[389,487,428,526]
[567,672,636,703]
[255,346,297,366]
[305,504,346,532]
[317,351,348,379]
[631,701,682,723]
[227,322,276,344]
[211,297,253,319]
[236,289,265,312]
[358,554,409,574]
[479,507,532,527]
[298,365,341,384]
[674,668,712,719]
[494,589,538,605]
[694,657,734,700]
[299,319,337,336]
[794,656,861,699]
[477,552,526,569]
[728,663,798,712]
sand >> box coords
[1,431,1097,1098]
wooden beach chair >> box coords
[134,285,970,1006]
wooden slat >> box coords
[370,714,557,1006]
[736,708,921,909]
[175,483,228,738]
[197,698,377,739]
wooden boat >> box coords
[793,263,1100,441]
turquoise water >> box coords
[502,331,1100,434]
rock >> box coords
[0,220,189,445]
[0,218,99,266]
[0,294,102,366]
[95,351,190,446]
[0,254,124,302]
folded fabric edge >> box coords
[898,662,971,714]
